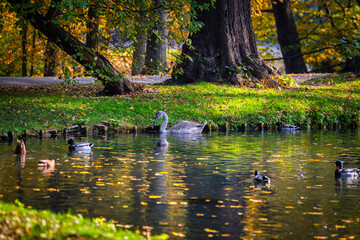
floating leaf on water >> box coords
[307,212,323,215]
[141,202,148,205]
[250,199,262,203]
[335,225,346,229]
[33,188,41,191]
[196,213,204,216]
[171,232,185,237]
[224,188,233,191]
[261,191,272,194]
[149,195,162,199]
[229,205,242,208]
[204,228,218,233]
[314,236,328,239]
[285,206,295,209]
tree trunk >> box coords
[8,0,135,96]
[44,39,57,76]
[272,0,307,74]
[172,0,279,87]
[131,0,147,76]
[21,24,27,76]
[29,30,36,76]
[143,0,168,75]
[86,5,99,51]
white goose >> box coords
[154,111,207,134]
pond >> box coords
[0,130,360,239]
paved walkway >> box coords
[0,73,329,87]
[0,76,169,87]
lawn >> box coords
[0,73,359,137]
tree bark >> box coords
[143,0,168,75]
[29,31,36,76]
[21,24,27,76]
[8,0,135,95]
[272,0,307,73]
[86,4,99,51]
[172,0,279,87]
[44,39,57,76]
[131,0,147,76]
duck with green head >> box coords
[335,160,359,178]
[253,170,270,183]
[67,139,94,152]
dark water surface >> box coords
[0,130,360,239]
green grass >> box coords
[0,200,167,239]
[1,73,360,136]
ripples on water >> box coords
[0,130,360,239]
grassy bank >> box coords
[1,73,360,137]
[0,200,167,239]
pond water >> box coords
[0,130,360,239]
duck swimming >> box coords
[67,139,94,152]
[335,160,359,178]
[276,122,300,130]
[253,170,270,183]
[154,111,207,134]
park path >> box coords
[0,73,329,87]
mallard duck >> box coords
[335,160,359,178]
[14,139,26,155]
[253,170,270,183]
[154,111,207,134]
[276,121,300,130]
[67,139,94,151]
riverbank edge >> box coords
[1,119,358,141]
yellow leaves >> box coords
[204,228,218,233]
[307,212,324,215]
[149,195,162,199]
[171,232,185,237]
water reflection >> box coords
[0,130,360,239]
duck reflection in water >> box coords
[38,160,55,175]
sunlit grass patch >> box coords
[1,74,360,135]
[0,200,167,239]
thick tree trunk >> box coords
[29,31,36,76]
[272,0,307,74]
[172,0,279,87]
[143,0,168,75]
[131,0,147,76]
[86,5,99,51]
[21,24,27,76]
[44,39,57,76]
[8,0,135,95]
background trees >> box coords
[1,0,359,91]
